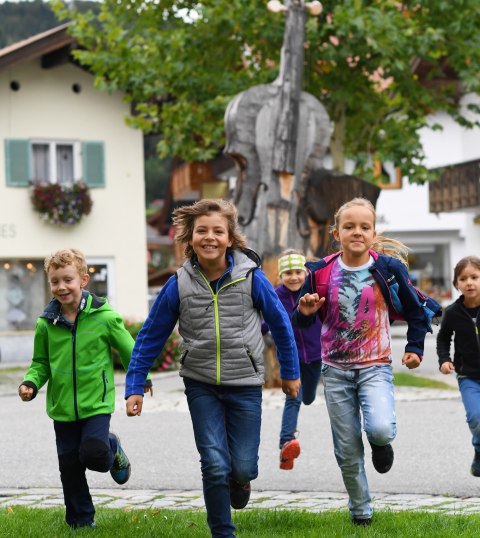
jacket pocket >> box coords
[245,347,258,373]
[101,370,107,402]
[180,350,189,365]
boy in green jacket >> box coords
[18,248,152,530]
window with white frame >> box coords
[5,139,105,188]
[31,140,80,185]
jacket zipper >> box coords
[72,316,80,421]
[197,269,247,384]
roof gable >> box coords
[0,23,74,71]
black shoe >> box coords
[229,479,251,509]
[370,442,394,473]
[352,516,372,526]
[471,451,480,477]
[71,520,97,530]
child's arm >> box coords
[20,321,51,400]
[252,271,300,384]
[125,276,179,405]
[436,309,454,374]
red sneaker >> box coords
[279,439,301,470]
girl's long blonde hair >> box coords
[172,199,248,259]
[332,197,409,267]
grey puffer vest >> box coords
[176,250,265,386]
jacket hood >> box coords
[40,290,109,326]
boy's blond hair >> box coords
[332,197,410,267]
[44,248,88,276]
[172,199,248,259]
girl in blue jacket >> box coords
[293,197,440,526]
[125,199,300,538]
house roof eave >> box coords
[0,23,74,71]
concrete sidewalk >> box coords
[2,487,480,515]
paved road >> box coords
[1,330,476,500]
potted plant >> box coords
[30,182,93,225]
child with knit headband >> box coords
[262,249,322,469]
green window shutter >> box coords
[82,141,105,188]
[5,139,31,187]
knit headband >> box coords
[278,253,306,276]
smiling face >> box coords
[189,212,233,274]
[333,205,376,266]
[48,263,89,316]
[456,263,480,308]
[280,269,306,292]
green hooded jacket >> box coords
[22,291,135,422]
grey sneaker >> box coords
[110,433,131,485]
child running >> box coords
[18,248,152,530]
[437,256,480,477]
[262,249,322,470]
[124,199,300,538]
[293,197,441,526]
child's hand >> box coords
[144,380,154,397]
[440,361,455,374]
[298,293,325,316]
[18,384,33,402]
[281,378,301,399]
[402,352,421,369]
[126,395,144,417]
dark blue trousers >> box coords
[54,414,115,527]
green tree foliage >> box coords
[53,0,480,183]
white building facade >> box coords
[376,94,480,304]
[0,27,148,362]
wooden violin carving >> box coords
[224,0,331,257]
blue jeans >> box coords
[183,377,262,538]
[458,376,480,453]
[322,364,396,519]
[54,414,116,527]
[279,361,322,448]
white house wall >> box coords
[376,93,480,300]
[0,58,148,321]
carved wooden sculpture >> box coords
[224,0,331,258]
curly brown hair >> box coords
[44,248,88,276]
[172,199,248,259]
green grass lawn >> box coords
[393,372,455,390]
[1,506,479,537]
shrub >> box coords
[113,319,182,372]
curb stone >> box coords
[1,488,480,515]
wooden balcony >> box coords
[429,159,480,212]
[171,161,212,201]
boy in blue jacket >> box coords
[125,199,300,538]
